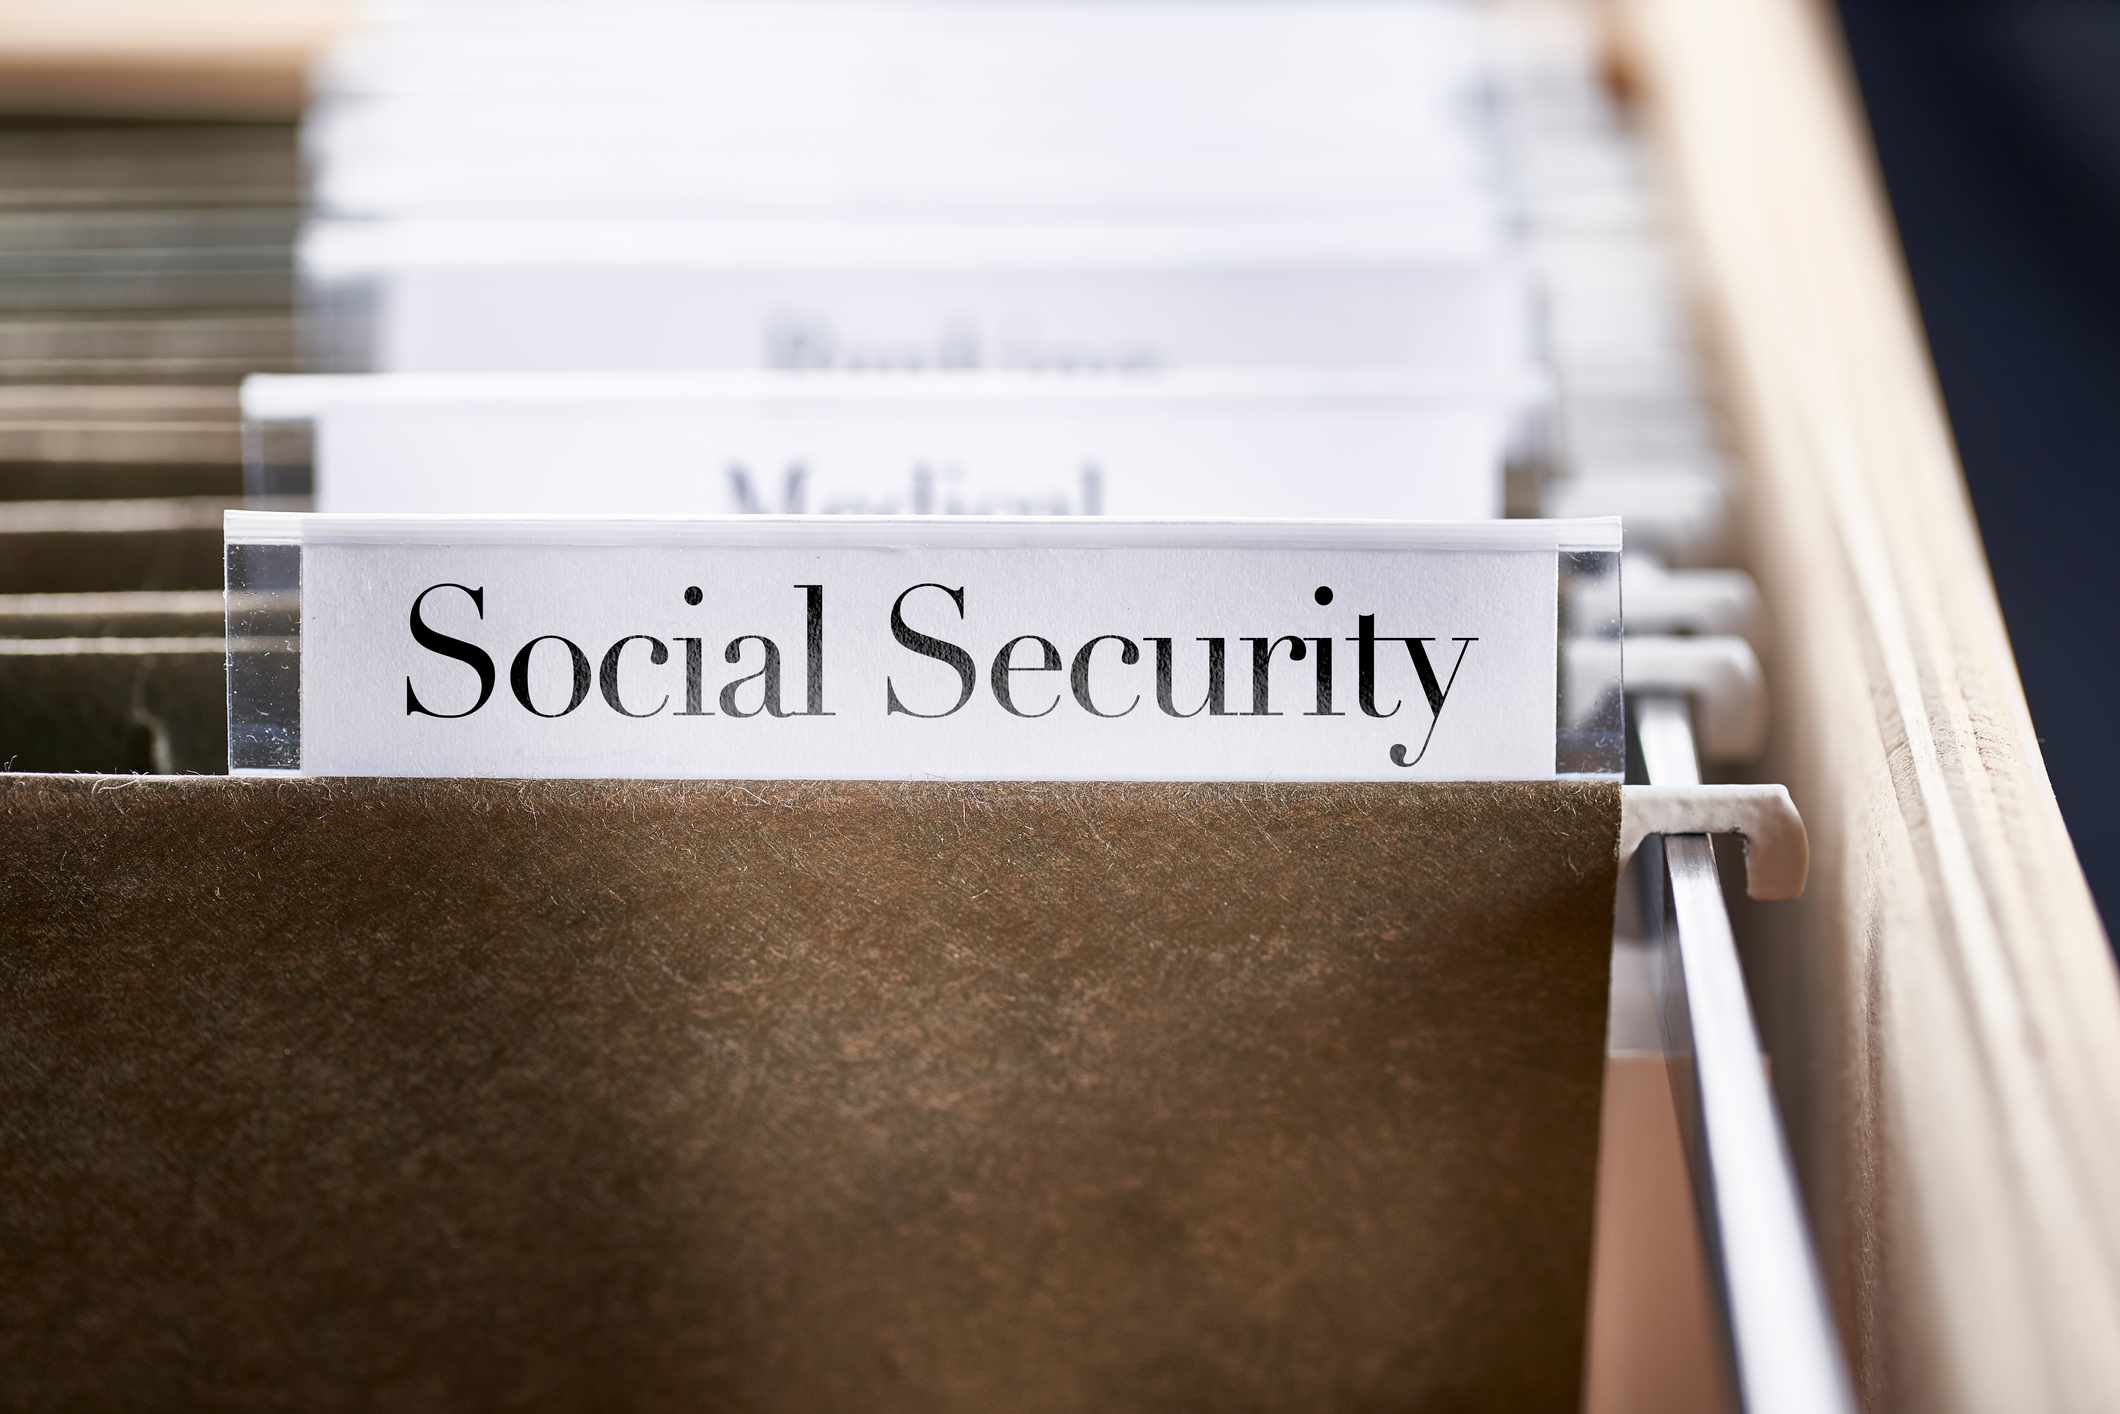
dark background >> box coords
[1838,0,2120,936]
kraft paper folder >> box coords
[0,776,1619,1410]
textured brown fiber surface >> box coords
[0,775,1617,1412]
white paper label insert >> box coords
[275,520,1580,780]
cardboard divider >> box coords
[0,589,223,639]
[0,385,245,501]
[0,496,225,592]
[0,121,300,205]
[0,12,341,121]
[0,384,245,505]
[0,774,1619,1411]
[0,457,241,500]
[0,210,294,312]
[0,637,224,770]
[1624,2,2120,1402]
[0,312,299,385]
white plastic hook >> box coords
[1626,559,1760,640]
[1621,783,1808,901]
[1628,636,1767,761]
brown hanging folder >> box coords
[0,497,223,593]
[0,774,1618,1412]
[0,638,223,770]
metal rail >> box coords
[1631,692,1857,1414]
